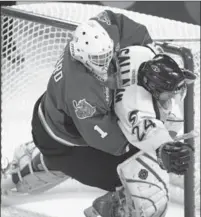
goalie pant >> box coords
[31,94,139,191]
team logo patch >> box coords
[138,169,148,180]
[128,110,139,126]
[73,99,96,119]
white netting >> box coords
[1,2,200,214]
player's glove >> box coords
[156,141,194,175]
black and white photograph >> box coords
[1,1,200,217]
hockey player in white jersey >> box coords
[84,45,196,217]
[114,45,192,153]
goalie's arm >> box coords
[65,70,129,156]
[90,10,153,49]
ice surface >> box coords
[2,179,184,217]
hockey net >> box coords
[1,2,200,216]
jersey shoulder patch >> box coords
[72,99,96,119]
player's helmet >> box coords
[70,20,114,82]
[138,54,196,100]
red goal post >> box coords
[1,3,200,217]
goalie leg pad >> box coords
[117,151,169,217]
[2,141,69,194]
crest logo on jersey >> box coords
[128,110,139,126]
[138,169,148,180]
[73,99,96,119]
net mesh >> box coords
[1,2,200,215]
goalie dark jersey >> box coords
[39,10,153,156]
[91,10,153,51]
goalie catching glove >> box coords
[156,141,194,175]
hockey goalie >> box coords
[2,11,196,217]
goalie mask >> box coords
[138,54,197,101]
[70,20,114,82]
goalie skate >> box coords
[84,206,101,217]
[84,188,131,217]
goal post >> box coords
[155,42,197,217]
[1,6,79,31]
[1,3,200,217]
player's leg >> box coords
[1,141,69,194]
[1,94,70,194]
[42,144,138,191]
[85,151,170,217]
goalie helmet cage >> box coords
[1,3,200,217]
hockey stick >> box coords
[174,130,199,142]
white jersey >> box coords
[114,46,183,154]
